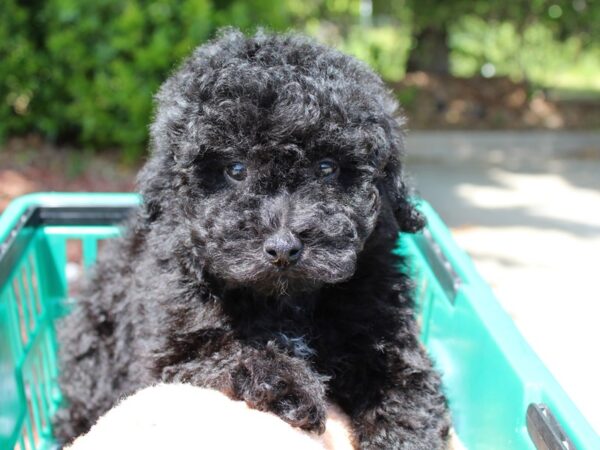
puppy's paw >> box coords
[253,379,327,434]
[230,349,327,433]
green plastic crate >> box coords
[0,193,597,450]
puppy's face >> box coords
[188,140,381,293]
[143,32,419,295]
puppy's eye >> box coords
[316,159,339,179]
[225,162,247,182]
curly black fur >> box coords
[54,29,450,449]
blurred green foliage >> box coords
[1,0,598,158]
[0,0,290,160]
[451,16,600,92]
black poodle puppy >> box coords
[54,29,450,449]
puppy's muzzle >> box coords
[263,230,303,268]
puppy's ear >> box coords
[379,161,425,233]
[379,136,425,234]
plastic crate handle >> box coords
[527,403,578,450]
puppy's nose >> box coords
[263,231,303,267]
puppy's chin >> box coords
[243,274,325,297]
[213,262,357,297]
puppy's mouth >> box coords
[215,253,357,296]
[228,263,322,294]
[203,238,359,295]
[251,272,324,296]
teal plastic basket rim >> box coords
[0,193,141,289]
[0,193,141,244]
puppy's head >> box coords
[139,29,424,295]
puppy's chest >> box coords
[232,309,322,359]
[237,315,317,356]
[223,295,378,368]
[235,312,350,366]
[274,332,316,359]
